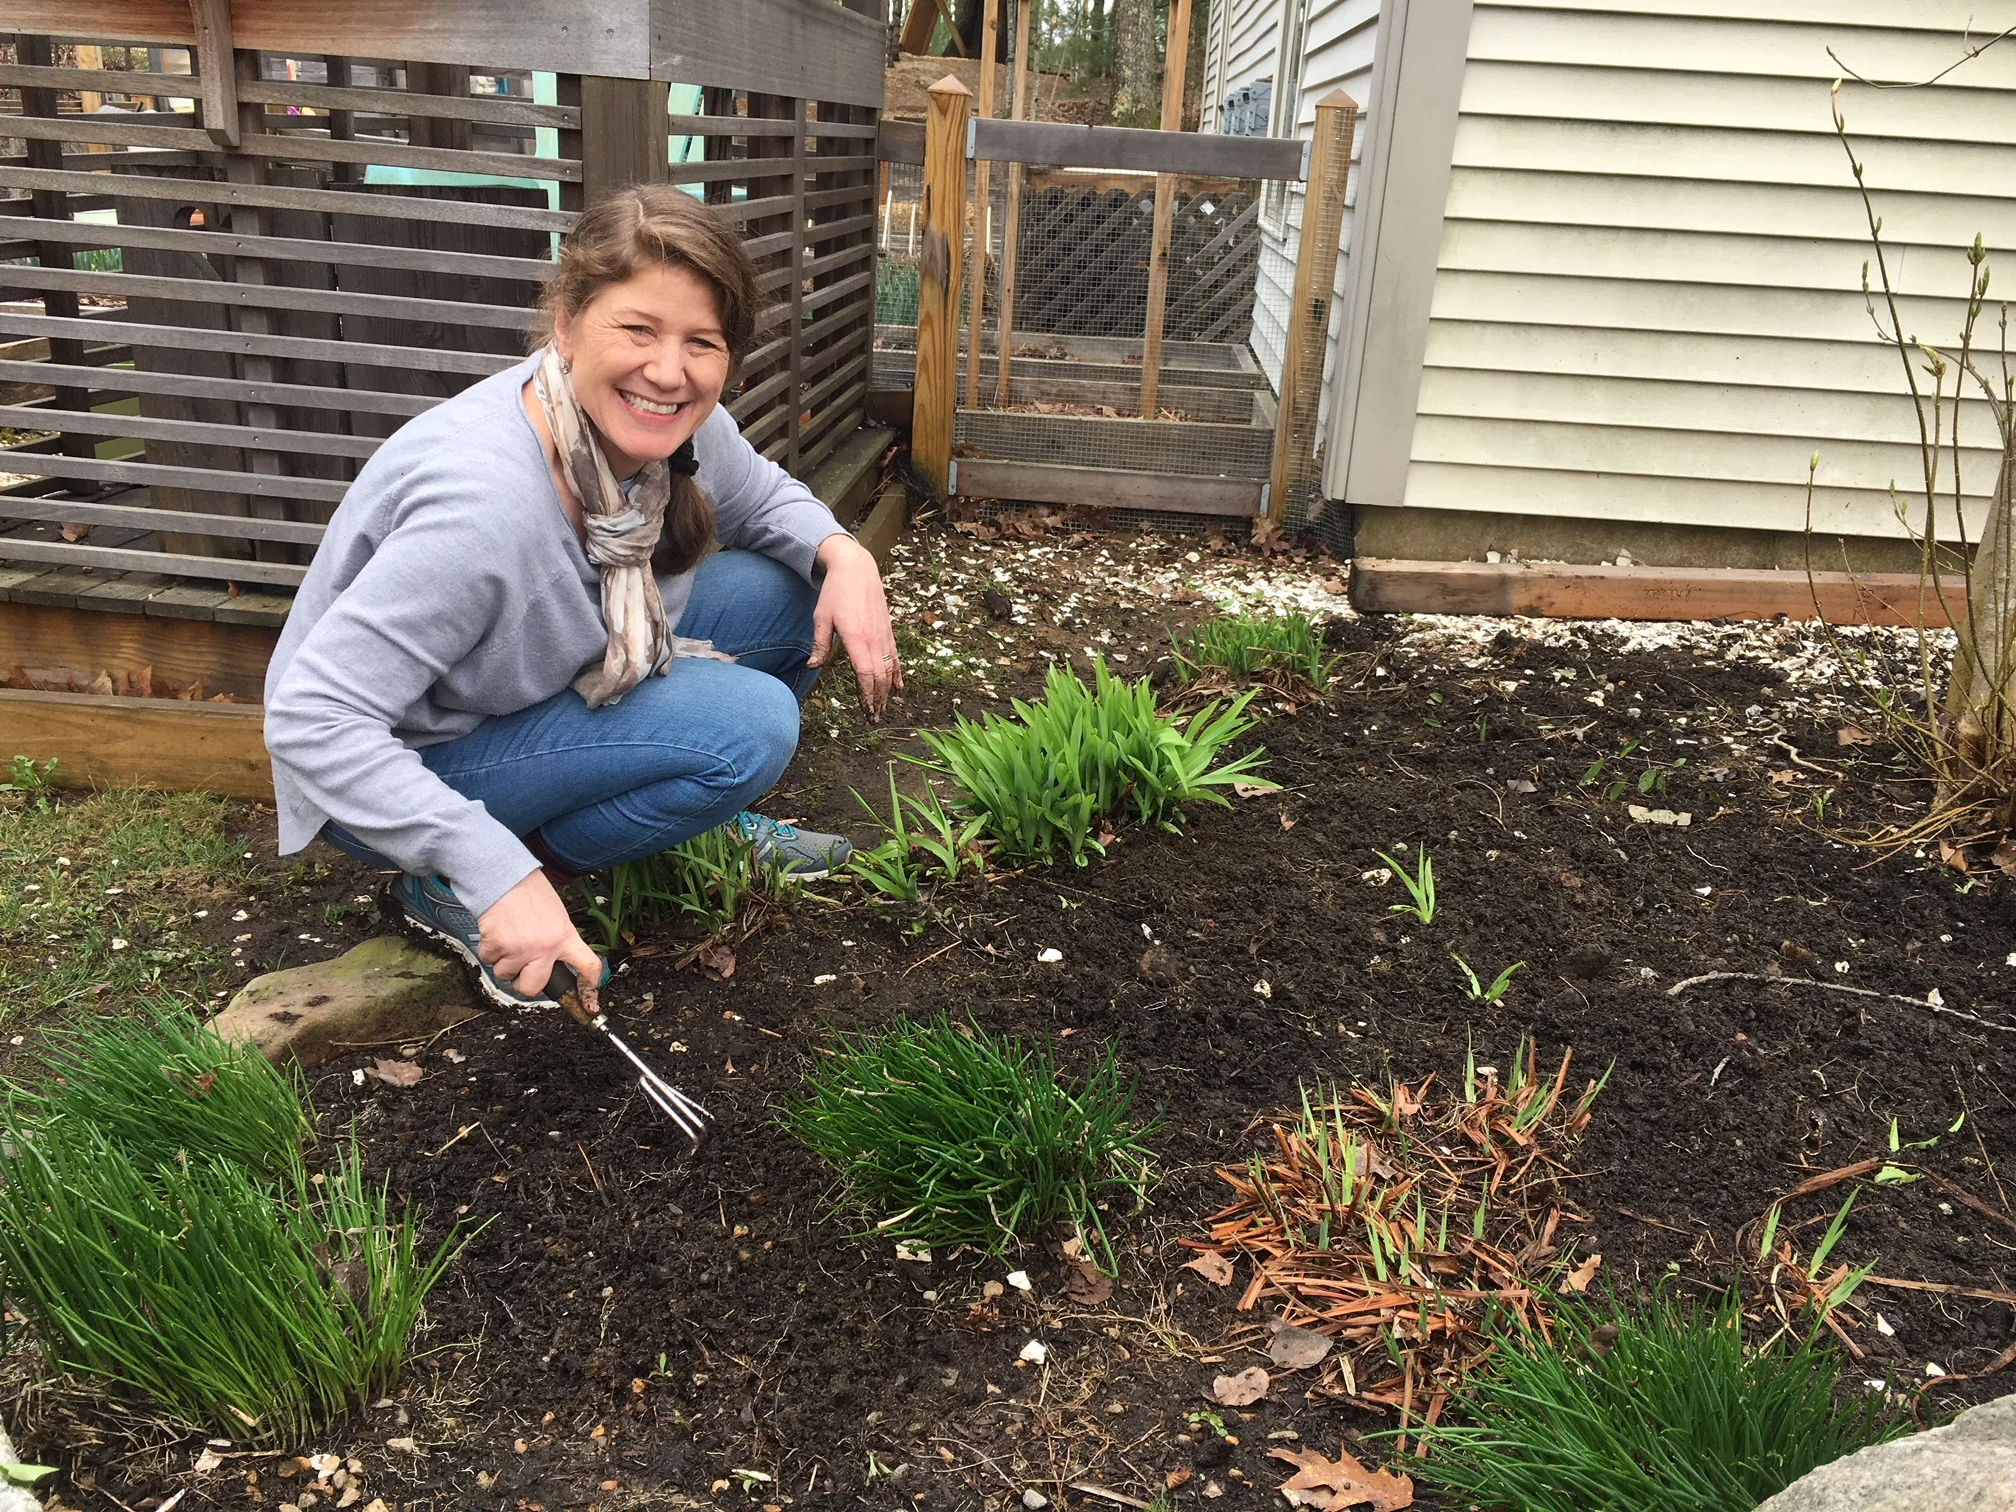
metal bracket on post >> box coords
[1299,139,1312,183]
[948,460,960,494]
[966,117,978,159]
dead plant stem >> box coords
[1664,970,2016,1035]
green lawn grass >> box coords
[0,782,254,1028]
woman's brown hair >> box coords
[534,186,762,577]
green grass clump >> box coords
[574,823,792,950]
[917,657,1271,866]
[848,769,987,902]
[0,1006,473,1445]
[1173,610,1338,690]
[0,783,248,1025]
[1406,1290,1906,1512]
[0,1123,468,1446]
[783,1015,1155,1268]
[17,1002,312,1180]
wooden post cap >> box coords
[1314,89,1358,110]
[929,75,974,95]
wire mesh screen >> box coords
[1008,177,1259,345]
[874,164,1272,423]
[872,107,1340,535]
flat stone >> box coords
[1755,1391,2016,1512]
[213,935,479,1067]
[0,1423,47,1512]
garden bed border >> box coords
[1350,557,1965,626]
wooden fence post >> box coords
[580,77,672,205]
[1267,89,1355,527]
[914,75,972,497]
[1138,0,1192,418]
[963,0,1001,411]
[993,0,1036,407]
[188,0,240,148]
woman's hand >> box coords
[808,534,903,719]
[477,869,603,1012]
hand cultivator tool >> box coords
[550,961,713,1142]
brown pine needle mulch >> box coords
[1182,1041,1607,1436]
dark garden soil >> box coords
[20,526,2016,1512]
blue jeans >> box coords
[322,550,817,876]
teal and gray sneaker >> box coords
[732,811,853,880]
[385,872,609,1010]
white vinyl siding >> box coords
[1203,0,1382,413]
[1403,0,2016,540]
[1204,0,1290,131]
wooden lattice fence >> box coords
[1009,185,1259,344]
[0,11,881,591]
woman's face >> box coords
[553,261,733,476]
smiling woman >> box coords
[262,187,901,1015]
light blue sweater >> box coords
[264,356,845,916]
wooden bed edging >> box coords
[1349,558,1964,628]
[951,458,1264,515]
[1,688,273,801]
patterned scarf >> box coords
[532,343,720,708]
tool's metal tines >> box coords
[592,1015,712,1140]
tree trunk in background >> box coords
[1089,0,1111,81]
[1940,431,2016,834]
[1112,0,1159,127]
[955,0,985,56]
[1183,0,1207,131]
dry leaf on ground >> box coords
[696,946,737,981]
[1560,1252,1603,1293]
[1268,1321,1333,1370]
[1061,1260,1113,1305]
[1181,1251,1234,1286]
[1837,725,1875,746]
[1270,1445,1414,1511]
[364,1059,423,1088]
[1212,1366,1269,1406]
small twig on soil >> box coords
[1821,1309,1866,1360]
[1778,1158,1884,1203]
[325,1024,462,1051]
[425,1121,483,1159]
[1917,1169,2016,1240]
[1863,1274,2016,1307]
[930,1438,1018,1489]
[903,939,966,977]
[1929,1337,2016,1388]
[1070,1484,1153,1509]
[577,1143,604,1194]
[1665,971,2016,1035]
